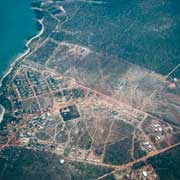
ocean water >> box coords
[0,0,37,78]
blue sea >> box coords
[0,0,37,78]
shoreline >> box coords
[0,105,5,123]
[0,18,44,87]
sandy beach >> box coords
[0,105,5,123]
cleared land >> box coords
[0,0,179,180]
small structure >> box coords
[59,159,65,164]
[158,127,162,132]
[147,145,153,152]
[143,141,150,146]
[142,170,148,177]
[154,124,160,128]
[59,6,66,14]
[156,136,161,141]
[173,78,178,82]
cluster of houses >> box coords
[14,74,33,99]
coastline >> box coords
[0,105,5,123]
[0,18,44,87]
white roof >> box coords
[154,124,160,128]
[142,171,148,177]
[60,159,65,164]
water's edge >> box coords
[0,11,44,87]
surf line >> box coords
[0,19,44,87]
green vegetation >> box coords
[132,161,146,170]
[0,95,11,111]
[28,39,58,65]
[69,161,114,180]
[104,136,133,165]
[62,0,180,75]
[147,145,180,180]
[134,140,146,159]
[78,131,92,150]
[0,147,114,180]
[42,12,58,38]
[35,131,50,141]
